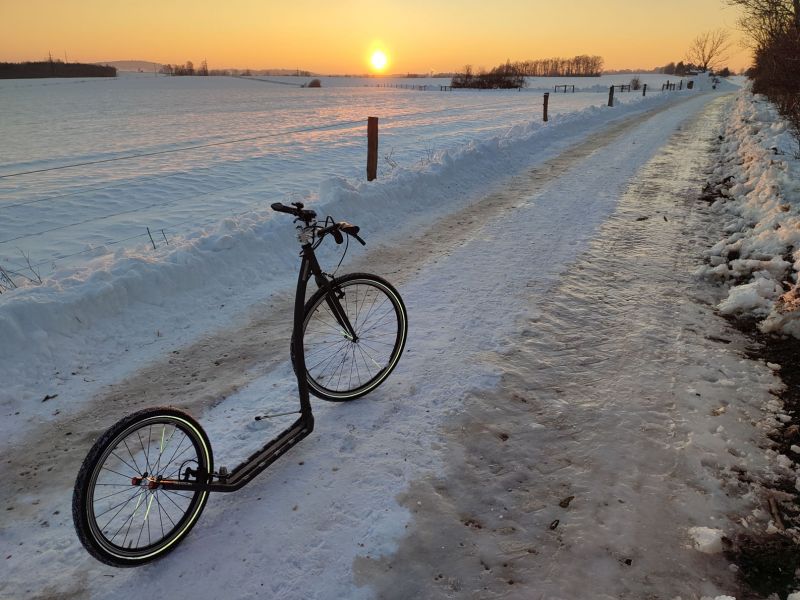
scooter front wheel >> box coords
[72,407,213,567]
[297,273,407,401]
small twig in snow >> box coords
[16,248,42,285]
[768,496,785,531]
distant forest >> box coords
[159,60,313,77]
[452,55,604,89]
[0,60,116,79]
[508,55,604,77]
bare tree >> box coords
[686,29,732,71]
[727,0,799,48]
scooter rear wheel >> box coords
[72,407,213,567]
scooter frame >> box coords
[149,208,355,493]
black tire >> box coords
[297,273,407,401]
[72,407,213,567]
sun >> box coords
[370,50,388,72]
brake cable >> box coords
[332,231,349,277]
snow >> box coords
[0,72,715,277]
[697,87,800,337]
[688,527,725,554]
[2,75,781,600]
[0,72,729,447]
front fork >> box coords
[308,258,358,343]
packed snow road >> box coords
[2,90,782,600]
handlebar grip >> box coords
[271,202,296,214]
[338,222,366,245]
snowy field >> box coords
[1,72,687,276]
[0,73,724,444]
[3,74,784,600]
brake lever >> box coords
[352,233,366,246]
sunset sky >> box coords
[1,0,751,73]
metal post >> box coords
[367,117,378,181]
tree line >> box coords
[509,55,604,77]
[451,55,603,89]
[451,62,526,89]
[159,61,314,78]
[160,60,209,76]
[729,0,800,133]
[0,59,116,79]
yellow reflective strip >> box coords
[144,494,154,521]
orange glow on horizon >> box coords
[0,0,752,73]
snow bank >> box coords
[698,89,800,337]
[0,81,719,419]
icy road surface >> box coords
[1,91,782,599]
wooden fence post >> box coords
[642,83,647,97]
[608,85,615,107]
[678,79,683,90]
[543,92,549,122]
[367,116,378,181]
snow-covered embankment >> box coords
[699,90,800,336]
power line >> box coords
[0,170,268,244]
[0,169,191,210]
[26,202,265,269]
[1,98,539,182]
[0,118,366,179]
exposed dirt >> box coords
[700,140,800,600]
[721,315,800,600]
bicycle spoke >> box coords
[108,489,145,542]
[161,489,190,513]
[135,494,155,548]
[358,308,396,337]
[155,492,177,527]
[160,435,188,476]
[307,338,350,374]
[121,438,143,475]
[162,489,194,500]
[355,343,379,377]
[357,293,387,333]
[96,487,141,521]
[109,450,140,476]
[101,465,135,480]
[153,425,178,476]
[95,485,139,503]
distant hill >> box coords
[96,60,163,72]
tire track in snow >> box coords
[355,95,779,598]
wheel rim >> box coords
[86,416,210,560]
[303,279,405,398]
